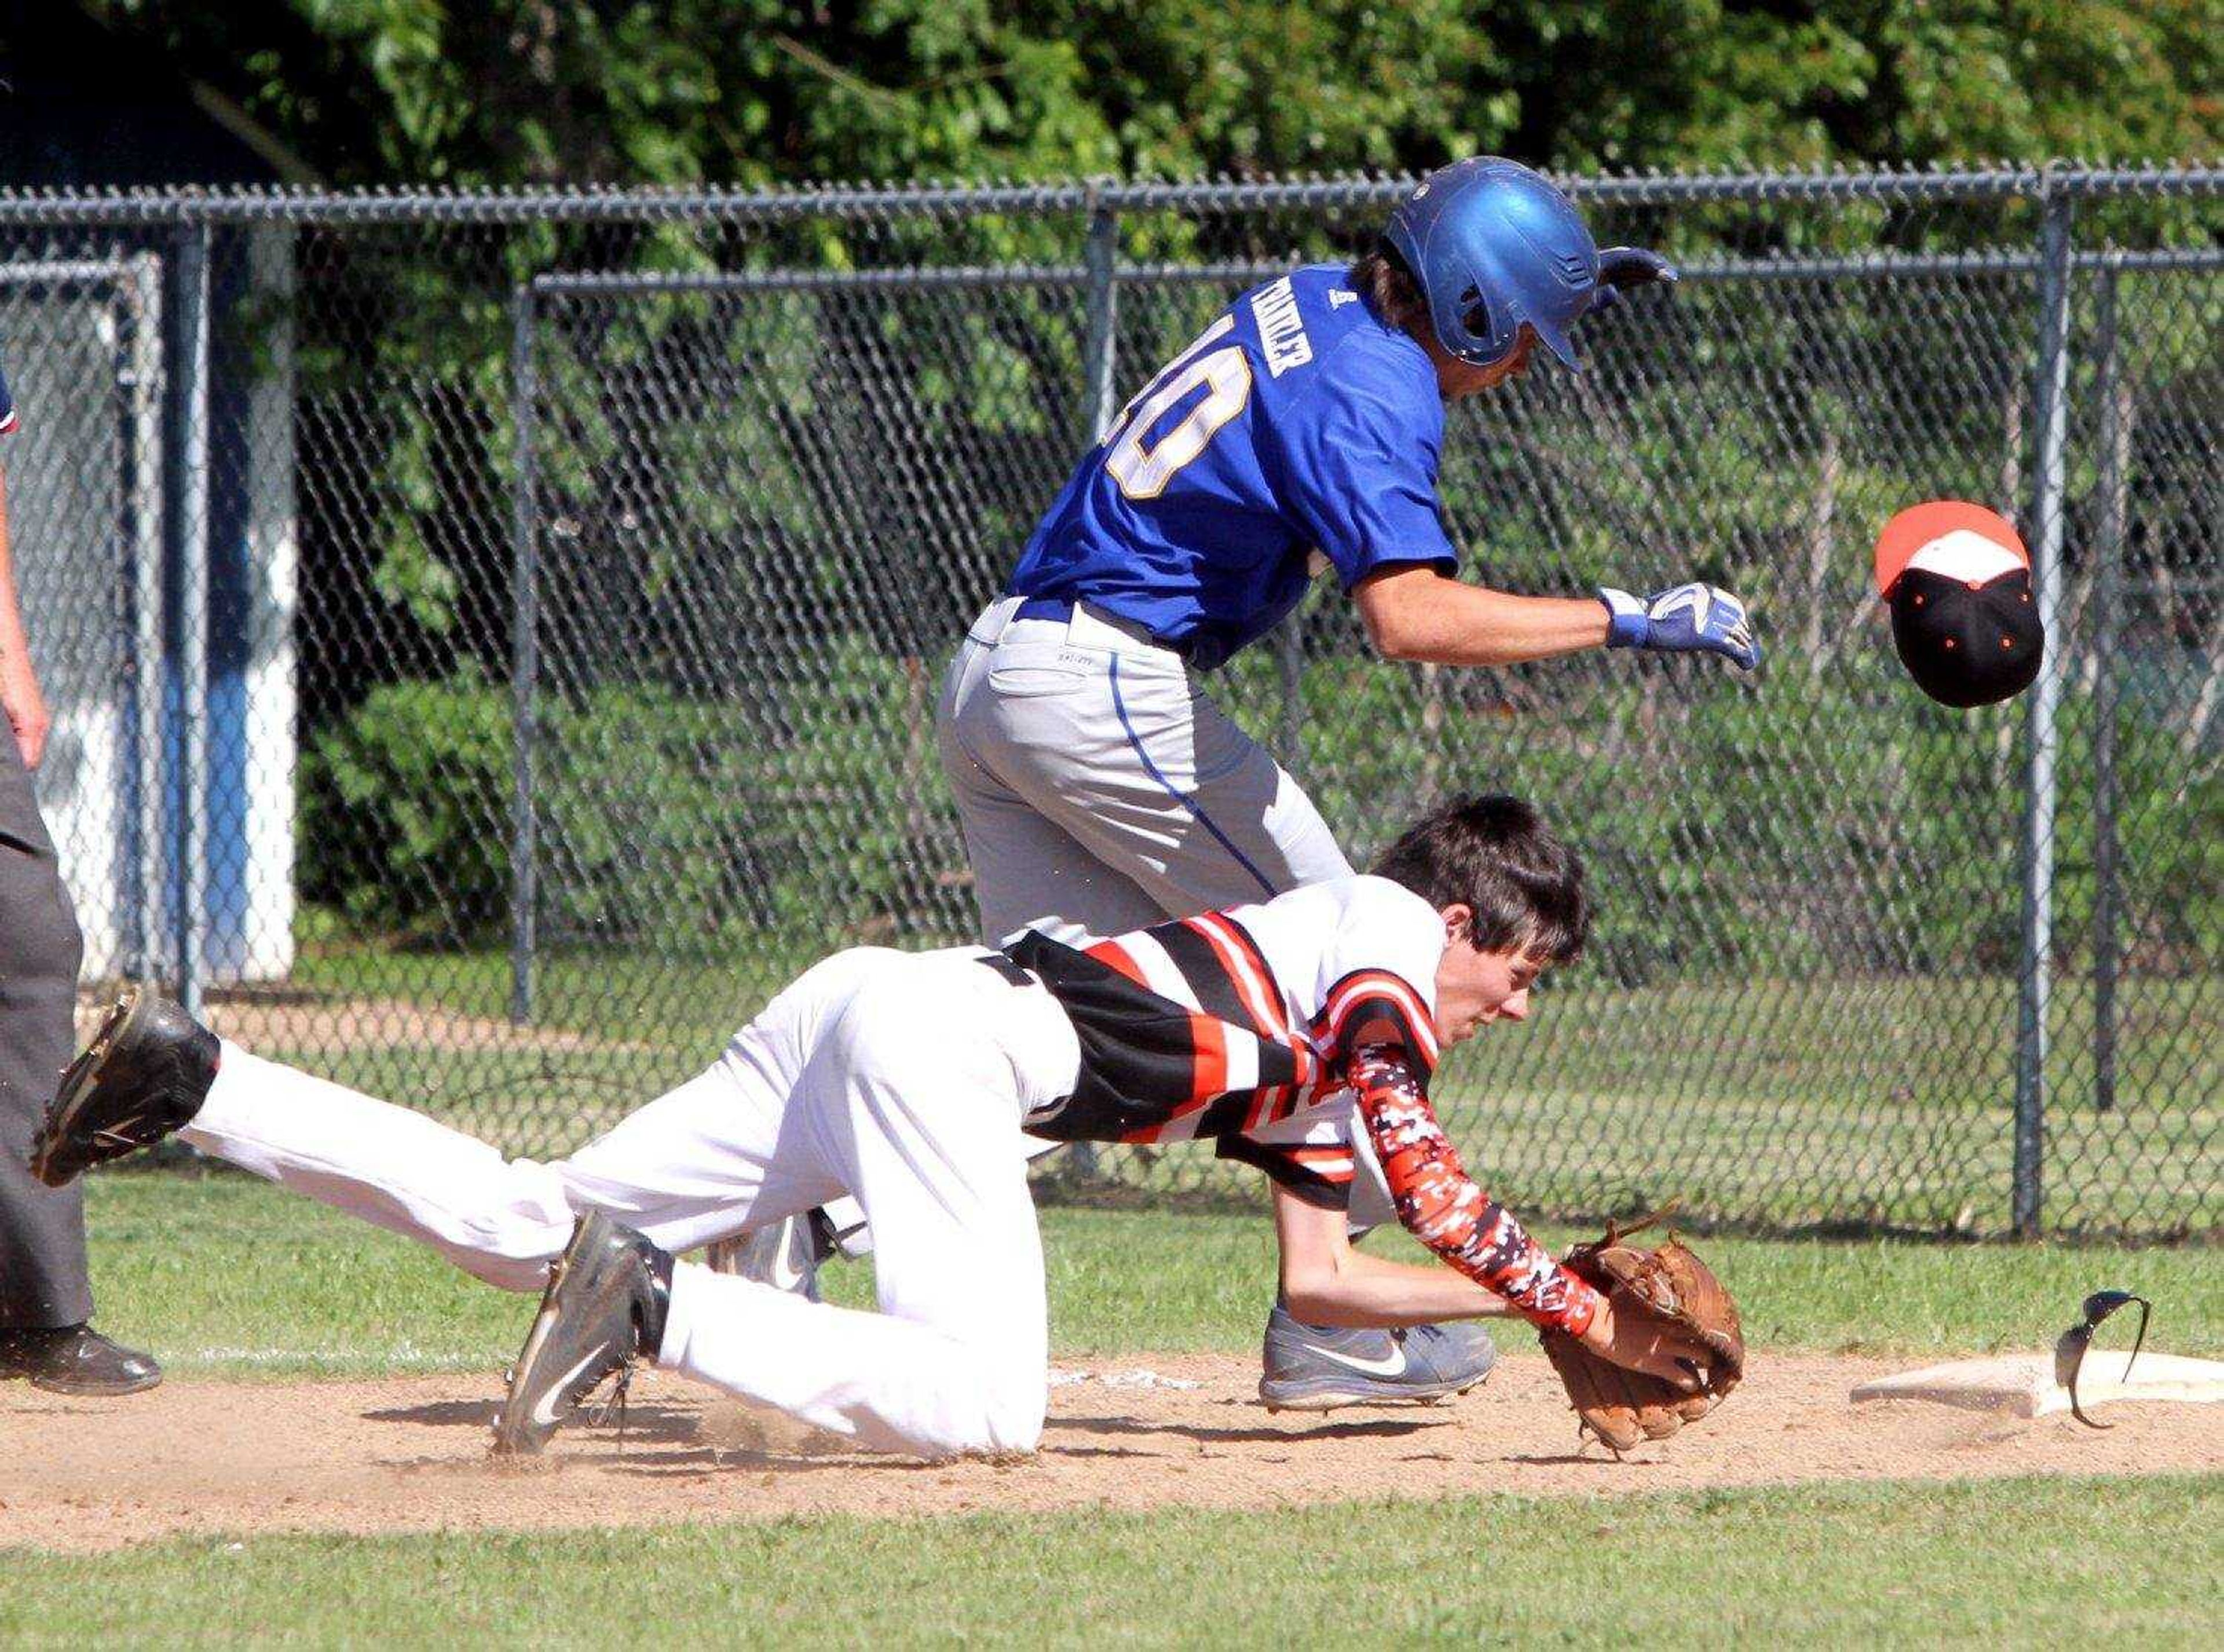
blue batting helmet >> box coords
[1382,158,1599,370]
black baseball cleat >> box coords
[492,1212,673,1457]
[31,986,220,1187]
[0,1324,164,1397]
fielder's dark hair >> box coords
[1347,243,1432,339]
[1370,794,1590,964]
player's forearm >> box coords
[1354,568,1608,666]
[1347,1044,1601,1335]
[1281,1244,1516,1329]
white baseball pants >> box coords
[180,946,1082,1459]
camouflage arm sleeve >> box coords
[1347,1040,1602,1335]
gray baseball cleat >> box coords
[1257,1304,1498,1412]
[704,1209,836,1300]
[32,986,220,1187]
[493,1212,673,1457]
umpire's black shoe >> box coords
[492,1212,673,1457]
[0,1323,163,1397]
[31,986,221,1187]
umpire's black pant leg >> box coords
[0,737,90,1330]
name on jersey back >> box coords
[1249,278,1314,379]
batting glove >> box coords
[1587,246,1678,317]
[1599,583,1761,671]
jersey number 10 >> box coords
[1101,315,1254,502]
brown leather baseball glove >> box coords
[1539,1218,1746,1452]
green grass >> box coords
[81,1173,2224,1381]
[4,1476,2217,1646]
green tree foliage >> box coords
[83,2,2223,185]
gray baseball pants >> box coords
[935,597,1352,944]
[0,735,90,1329]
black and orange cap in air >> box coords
[1874,500,2044,709]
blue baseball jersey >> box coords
[0,350,16,435]
[1007,264,1457,670]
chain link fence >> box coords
[0,169,2214,1238]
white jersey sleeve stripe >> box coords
[1221,1034,1260,1097]
[1118,930,1201,1011]
[1187,912,1290,1040]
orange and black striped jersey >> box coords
[1007,877,1442,1200]
[1005,875,1600,1334]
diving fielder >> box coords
[33,795,1715,1459]
[746,156,1760,1407]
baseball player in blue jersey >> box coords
[747,158,1760,1408]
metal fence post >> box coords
[2012,184,2076,1238]
[509,284,540,1027]
[2090,269,2127,1113]
[1081,199,1120,442]
[1069,203,1122,1185]
[170,222,211,1023]
[1277,617,1305,783]
[124,253,166,983]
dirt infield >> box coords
[6,1352,2219,1552]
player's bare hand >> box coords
[1577,1297,1711,1392]
[1,653,48,770]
